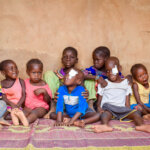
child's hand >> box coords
[97,77,107,88]
[34,88,47,96]
[54,92,59,103]
[97,107,104,114]
[82,89,89,100]
[54,121,64,126]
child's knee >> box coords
[101,111,112,120]
[50,112,57,120]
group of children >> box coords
[0,46,150,133]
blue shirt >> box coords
[56,85,88,117]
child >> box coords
[24,59,52,124]
[83,46,111,111]
[43,47,88,116]
[130,64,150,119]
[0,60,28,126]
[50,69,100,127]
[92,57,150,133]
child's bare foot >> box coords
[91,124,113,133]
[74,120,85,128]
[44,111,51,119]
[15,109,29,127]
[63,118,71,124]
[0,118,11,126]
[135,124,150,132]
[143,114,150,121]
[11,109,19,126]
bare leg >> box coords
[74,112,100,128]
[27,107,47,124]
[126,111,150,133]
[14,109,29,127]
[44,101,56,119]
[11,109,19,126]
[88,100,96,112]
[92,111,113,133]
[50,112,70,123]
[0,117,11,126]
[143,114,150,120]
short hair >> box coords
[26,58,43,71]
[105,56,120,66]
[93,46,110,58]
[130,64,147,79]
[0,59,15,71]
[63,47,78,57]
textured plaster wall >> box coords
[0,0,150,79]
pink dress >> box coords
[2,78,22,105]
[25,79,52,110]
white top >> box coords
[97,79,132,107]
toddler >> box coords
[24,59,52,123]
[92,57,150,133]
[0,60,28,126]
[130,64,150,119]
[50,69,100,127]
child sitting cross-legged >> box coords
[92,57,150,133]
[24,59,52,124]
[50,68,100,127]
[0,60,28,126]
[130,64,150,120]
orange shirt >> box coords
[25,79,52,110]
[2,78,22,105]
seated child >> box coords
[50,69,100,127]
[92,57,150,133]
[130,64,150,119]
[0,85,10,125]
[24,59,52,124]
[0,60,28,126]
[44,47,88,116]
[83,46,111,111]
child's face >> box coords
[27,64,43,83]
[63,69,79,86]
[3,62,18,79]
[62,50,78,69]
[135,67,149,85]
[106,62,120,82]
[93,53,105,69]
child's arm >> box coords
[133,83,150,112]
[125,95,130,108]
[2,94,16,108]
[34,88,51,103]
[55,86,64,126]
[65,112,82,126]
[96,95,104,113]
[132,83,145,106]
[55,112,64,126]
[16,79,26,108]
